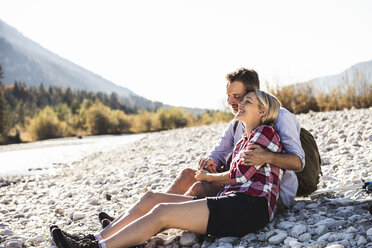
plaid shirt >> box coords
[218,125,284,221]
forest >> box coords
[0,63,371,145]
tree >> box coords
[0,64,10,140]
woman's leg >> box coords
[100,191,193,239]
[103,199,209,248]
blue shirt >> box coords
[207,108,305,207]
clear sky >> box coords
[0,0,372,110]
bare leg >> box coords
[185,181,225,198]
[100,191,193,239]
[166,168,197,195]
[103,199,209,248]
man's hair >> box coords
[226,68,260,91]
[254,89,281,125]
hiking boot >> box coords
[50,225,95,241]
[53,228,99,248]
[98,212,115,222]
[51,228,71,248]
[101,218,111,229]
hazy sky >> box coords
[1,0,372,109]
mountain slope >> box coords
[295,60,372,93]
[0,19,173,112]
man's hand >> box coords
[242,145,269,166]
[195,170,210,182]
[198,158,218,173]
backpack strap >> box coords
[233,120,240,134]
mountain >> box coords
[294,60,372,94]
[0,19,203,113]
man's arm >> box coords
[204,119,237,169]
[243,108,304,172]
[242,145,302,171]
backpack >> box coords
[232,120,322,197]
[296,128,322,196]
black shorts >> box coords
[206,193,269,237]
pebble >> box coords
[179,231,198,246]
[0,108,371,247]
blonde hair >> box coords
[253,89,281,125]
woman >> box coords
[51,90,284,248]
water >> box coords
[0,134,145,176]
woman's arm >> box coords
[195,170,230,185]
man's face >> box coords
[226,81,246,114]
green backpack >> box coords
[296,128,322,196]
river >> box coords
[0,134,145,176]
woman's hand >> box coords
[195,169,211,182]
[198,158,218,173]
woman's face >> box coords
[235,91,263,127]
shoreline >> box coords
[0,108,371,248]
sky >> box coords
[0,0,372,110]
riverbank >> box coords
[0,108,371,247]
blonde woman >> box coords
[51,90,285,248]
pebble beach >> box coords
[0,107,371,248]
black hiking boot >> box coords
[98,212,115,222]
[98,212,115,228]
[101,218,111,228]
[53,228,99,248]
[50,225,95,241]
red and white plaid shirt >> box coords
[218,125,284,221]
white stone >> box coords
[366,227,372,236]
[72,212,86,221]
[283,237,298,245]
[290,224,307,238]
[268,232,287,245]
[179,231,198,246]
[315,218,338,229]
[298,232,311,242]
[357,236,367,246]
[277,221,295,230]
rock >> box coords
[345,226,358,233]
[357,236,367,246]
[268,232,287,245]
[241,233,257,242]
[298,232,311,242]
[215,237,238,244]
[366,227,372,236]
[5,241,22,248]
[89,198,100,205]
[277,221,295,230]
[0,229,14,235]
[179,231,198,246]
[317,233,331,242]
[315,218,339,229]
[72,212,86,221]
[27,235,44,245]
[283,236,297,244]
[290,224,307,238]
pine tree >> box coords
[0,64,6,137]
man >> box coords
[166,68,304,210]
